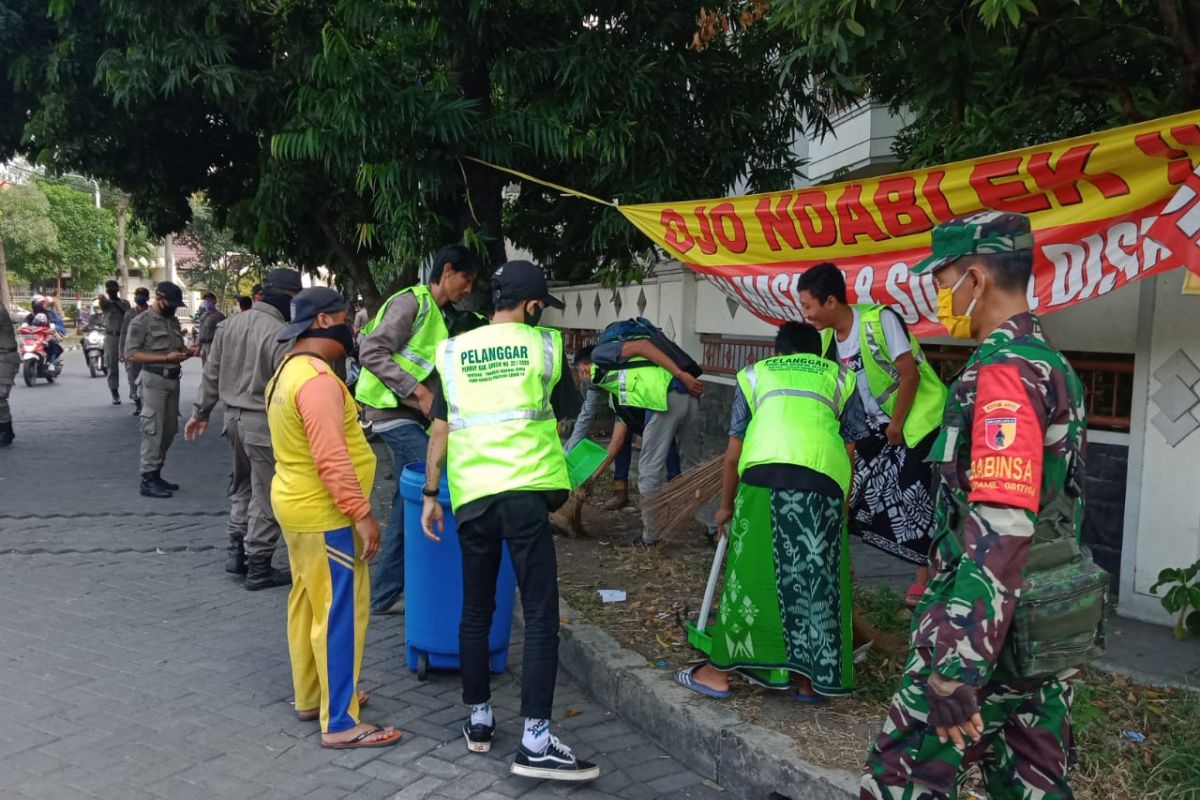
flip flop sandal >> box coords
[321,725,402,750]
[793,690,827,705]
[298,691,369,721]
[674,662,732,699]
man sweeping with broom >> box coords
[673,321,870,703]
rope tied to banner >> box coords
[462,156,619,208]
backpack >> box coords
[597,317,703,378]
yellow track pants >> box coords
[283,526,369,733]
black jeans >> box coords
[458,493,560,720]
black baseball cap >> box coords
[264,268,303,294]
[491,260,564,310]
[156,282,185,306]
[279,287,347,341]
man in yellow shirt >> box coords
[266,287,400,750]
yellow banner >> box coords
[615,110,1200,335]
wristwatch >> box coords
[422,485,439,498]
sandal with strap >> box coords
[321,724,402,750]
[674,661,732,699]
[904,581,927,609]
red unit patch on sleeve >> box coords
[968,363,1043,513]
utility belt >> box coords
[948,489,1109,682]
[142,364,182,380]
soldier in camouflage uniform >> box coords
[861,211,1089,800]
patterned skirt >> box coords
[849,429,937,566]
[708,483,853,696]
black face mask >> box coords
[107,288,119,299]
[523,303,544,327]
[261,289,293,321]
[298,323,354,356]
[160,302,178,317]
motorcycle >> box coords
[18,324,64,386]
[82,323,107,378]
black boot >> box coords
[153,469,180,491]
[111,388,121,405]
[226,535,248,575]
[140,472,173,498]
[245,553,291,591]
[131,397,142,416]
[0,421,13,447]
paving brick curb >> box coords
[553,602,858,800]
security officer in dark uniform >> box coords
[101,280,131,405]
[0,301,18,446]
[124,282,194,498]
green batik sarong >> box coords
[708,482,854,696]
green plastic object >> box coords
[565,438,608,488]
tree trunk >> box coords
[443,5,507,309]
[314,210,383,314]
[1159,0,1200,107]
[163,234,176,284]
[0,235,13,312]
[115,196,130,294]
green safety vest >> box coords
[355,285,449,409]
[735,354,856,496]
[820,304,948,447]
[437,322,571,511]
[591,360,673,412]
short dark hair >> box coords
[202,291,217,301]
[236,295,252,311]
[574,345,596,367]
[134,287,150,298]
[795,262,847,305]
[493,298,522,313]
[429,244,482,284]
[976,251,1033,293]
[105,280,119,292]
[775,321,821,356]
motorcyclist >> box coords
[24,295,65,364]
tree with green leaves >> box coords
[177,196,259,306]
[1,0,845,309]
[0,182,59,308]
[770,0,1200,168]
[38,183,118,296]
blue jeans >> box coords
[370,423,429,613]
[613,433,680,482]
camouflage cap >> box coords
[911,210,1035,275]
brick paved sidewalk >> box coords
[0,521,721,800]
[1,372,719,800]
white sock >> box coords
[470,703,493,727]
[522,717,550,751]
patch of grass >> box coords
[854,584,912,638]
[1073,672,1200,800]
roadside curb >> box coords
[555,601,859,800]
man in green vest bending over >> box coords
[573,335,704,547]
[356,244,479,615]
[422,260,598,781]
[798,263,948,606]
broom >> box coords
[644,455,725,540]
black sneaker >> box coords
[463,719,495,754]
[511,737,600,782]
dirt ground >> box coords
[555,490,1200,800]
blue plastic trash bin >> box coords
[401,463,517,679]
